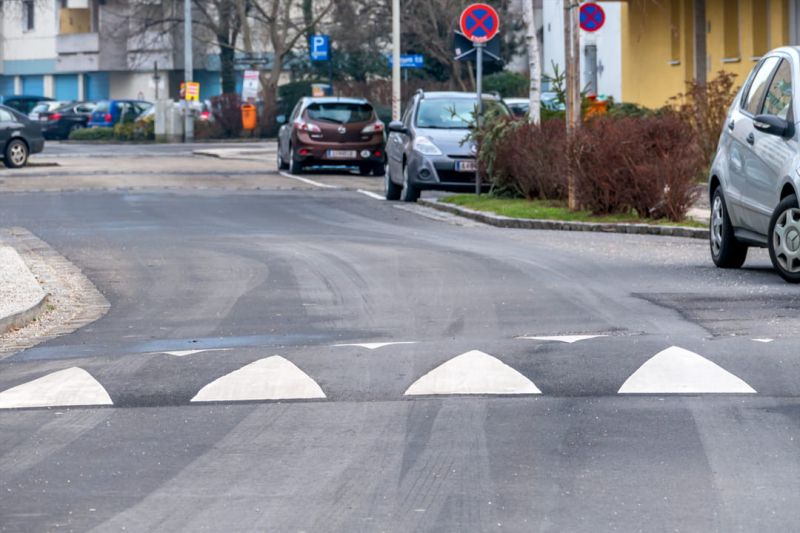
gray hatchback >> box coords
[385,91,509,202]
[710,46,800,282]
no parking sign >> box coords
[579,3,605,32]
[459,4,500,43]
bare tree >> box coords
[521,0,540,123]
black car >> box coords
[0,104,45,168]
[37,101,96,139]
[0,95,54,115]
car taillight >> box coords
[105,113,112,123]
[294,120,321,133]
[50,113,61,121]
[361,121,384,134]
[200,110,210,120]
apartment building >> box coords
[0,0,221,101]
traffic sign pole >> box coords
[475,42,484,195]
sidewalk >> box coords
[0,244,47,335]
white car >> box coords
[709,46,800,282]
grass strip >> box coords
[439,195,707,228]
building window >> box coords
[24,0,35,31]
[751,2,769,59]
[670,0,681,63]
[723,0,740,60]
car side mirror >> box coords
[388,121,408,134]
[753,114,792,138]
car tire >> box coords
[385,164,402,201]
[768,194,800,283]
[277,146,289,170]
[372,162,385,177]
[3,139,29,169]
[710,187,748,269]
[289,145,303,175]
[401,164,420,202]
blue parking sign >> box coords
[310,35,330,61]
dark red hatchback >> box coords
[277,97,385,176]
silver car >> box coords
[385,91,510,202]
[710,47,800,283]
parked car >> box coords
[504,93,566,118]
[89,100,152,128]
[277,97,386,176]
[36,101,96,139]
[0,104,45,168]
[28,101,74,121]
[0,95,54,115]
[385,90,510,202]
[709,46,800,283]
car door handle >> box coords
[746,133,755,145]
[728,120,735,130]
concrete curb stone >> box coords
[418,199,710,240]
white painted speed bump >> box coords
[752,339,774,343]
[333,342,417,350]
[0,367,113,409]
[404,350,540,396]
[517,335,606,344]
[161,349,231,357]
[619,346,756,394]
[191,356,325,402]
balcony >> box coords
[57,33,100,55]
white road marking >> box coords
[618,346,756,394]
[357,189,385,200]
[0,367,113,409]
[517,334,607,344]
[191,356,325,402]
[404,350,541,396]
[161,349,231,357]
[278,171,338,188]
[333,342,417,350]
[752,338,774,343]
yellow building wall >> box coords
[621,0,790,109]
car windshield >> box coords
[93,102,110,113]
[306,103,373,124]
[415,99,509,129]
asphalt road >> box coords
[1,183,800,531]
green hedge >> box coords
[68,127,114,141]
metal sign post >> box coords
[459,3,499,196]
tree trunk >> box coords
[522,0,541,123]
[218,34,237,94]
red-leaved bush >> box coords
[477,114,703,221]
[571,116,702,221]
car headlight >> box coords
[413,137,443,156]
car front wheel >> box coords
[710,187,748,268]
[401,164,420,202]
[3,139,29,168]
[768,194,800,283]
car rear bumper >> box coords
[293,134,385,165]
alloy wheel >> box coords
[710,195,724,257]
[9,142,27,167]
[772,207,800,274]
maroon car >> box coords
[277,97,385,176]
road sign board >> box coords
[242,70,259,101]
[459,4,499,43]
[180,82,200,101]
[310,35,330,61]
[579,3,605,32]
[388,55,424,68]
[454,32,500,62]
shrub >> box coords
[207,93,244,138]
[571,116,703,221]
[113,122,135,140]
[668,70,739,169]
[476,116,568,201]
[68,127,114,141]
[482,71,528,98]
[194,118,223,140]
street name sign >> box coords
[388,55,424,68]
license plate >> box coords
[455,160,476,172]
[327,150,356,159]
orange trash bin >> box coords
[241,104,257,130]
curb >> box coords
[418,199,710,240]
[0,293,48,336]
